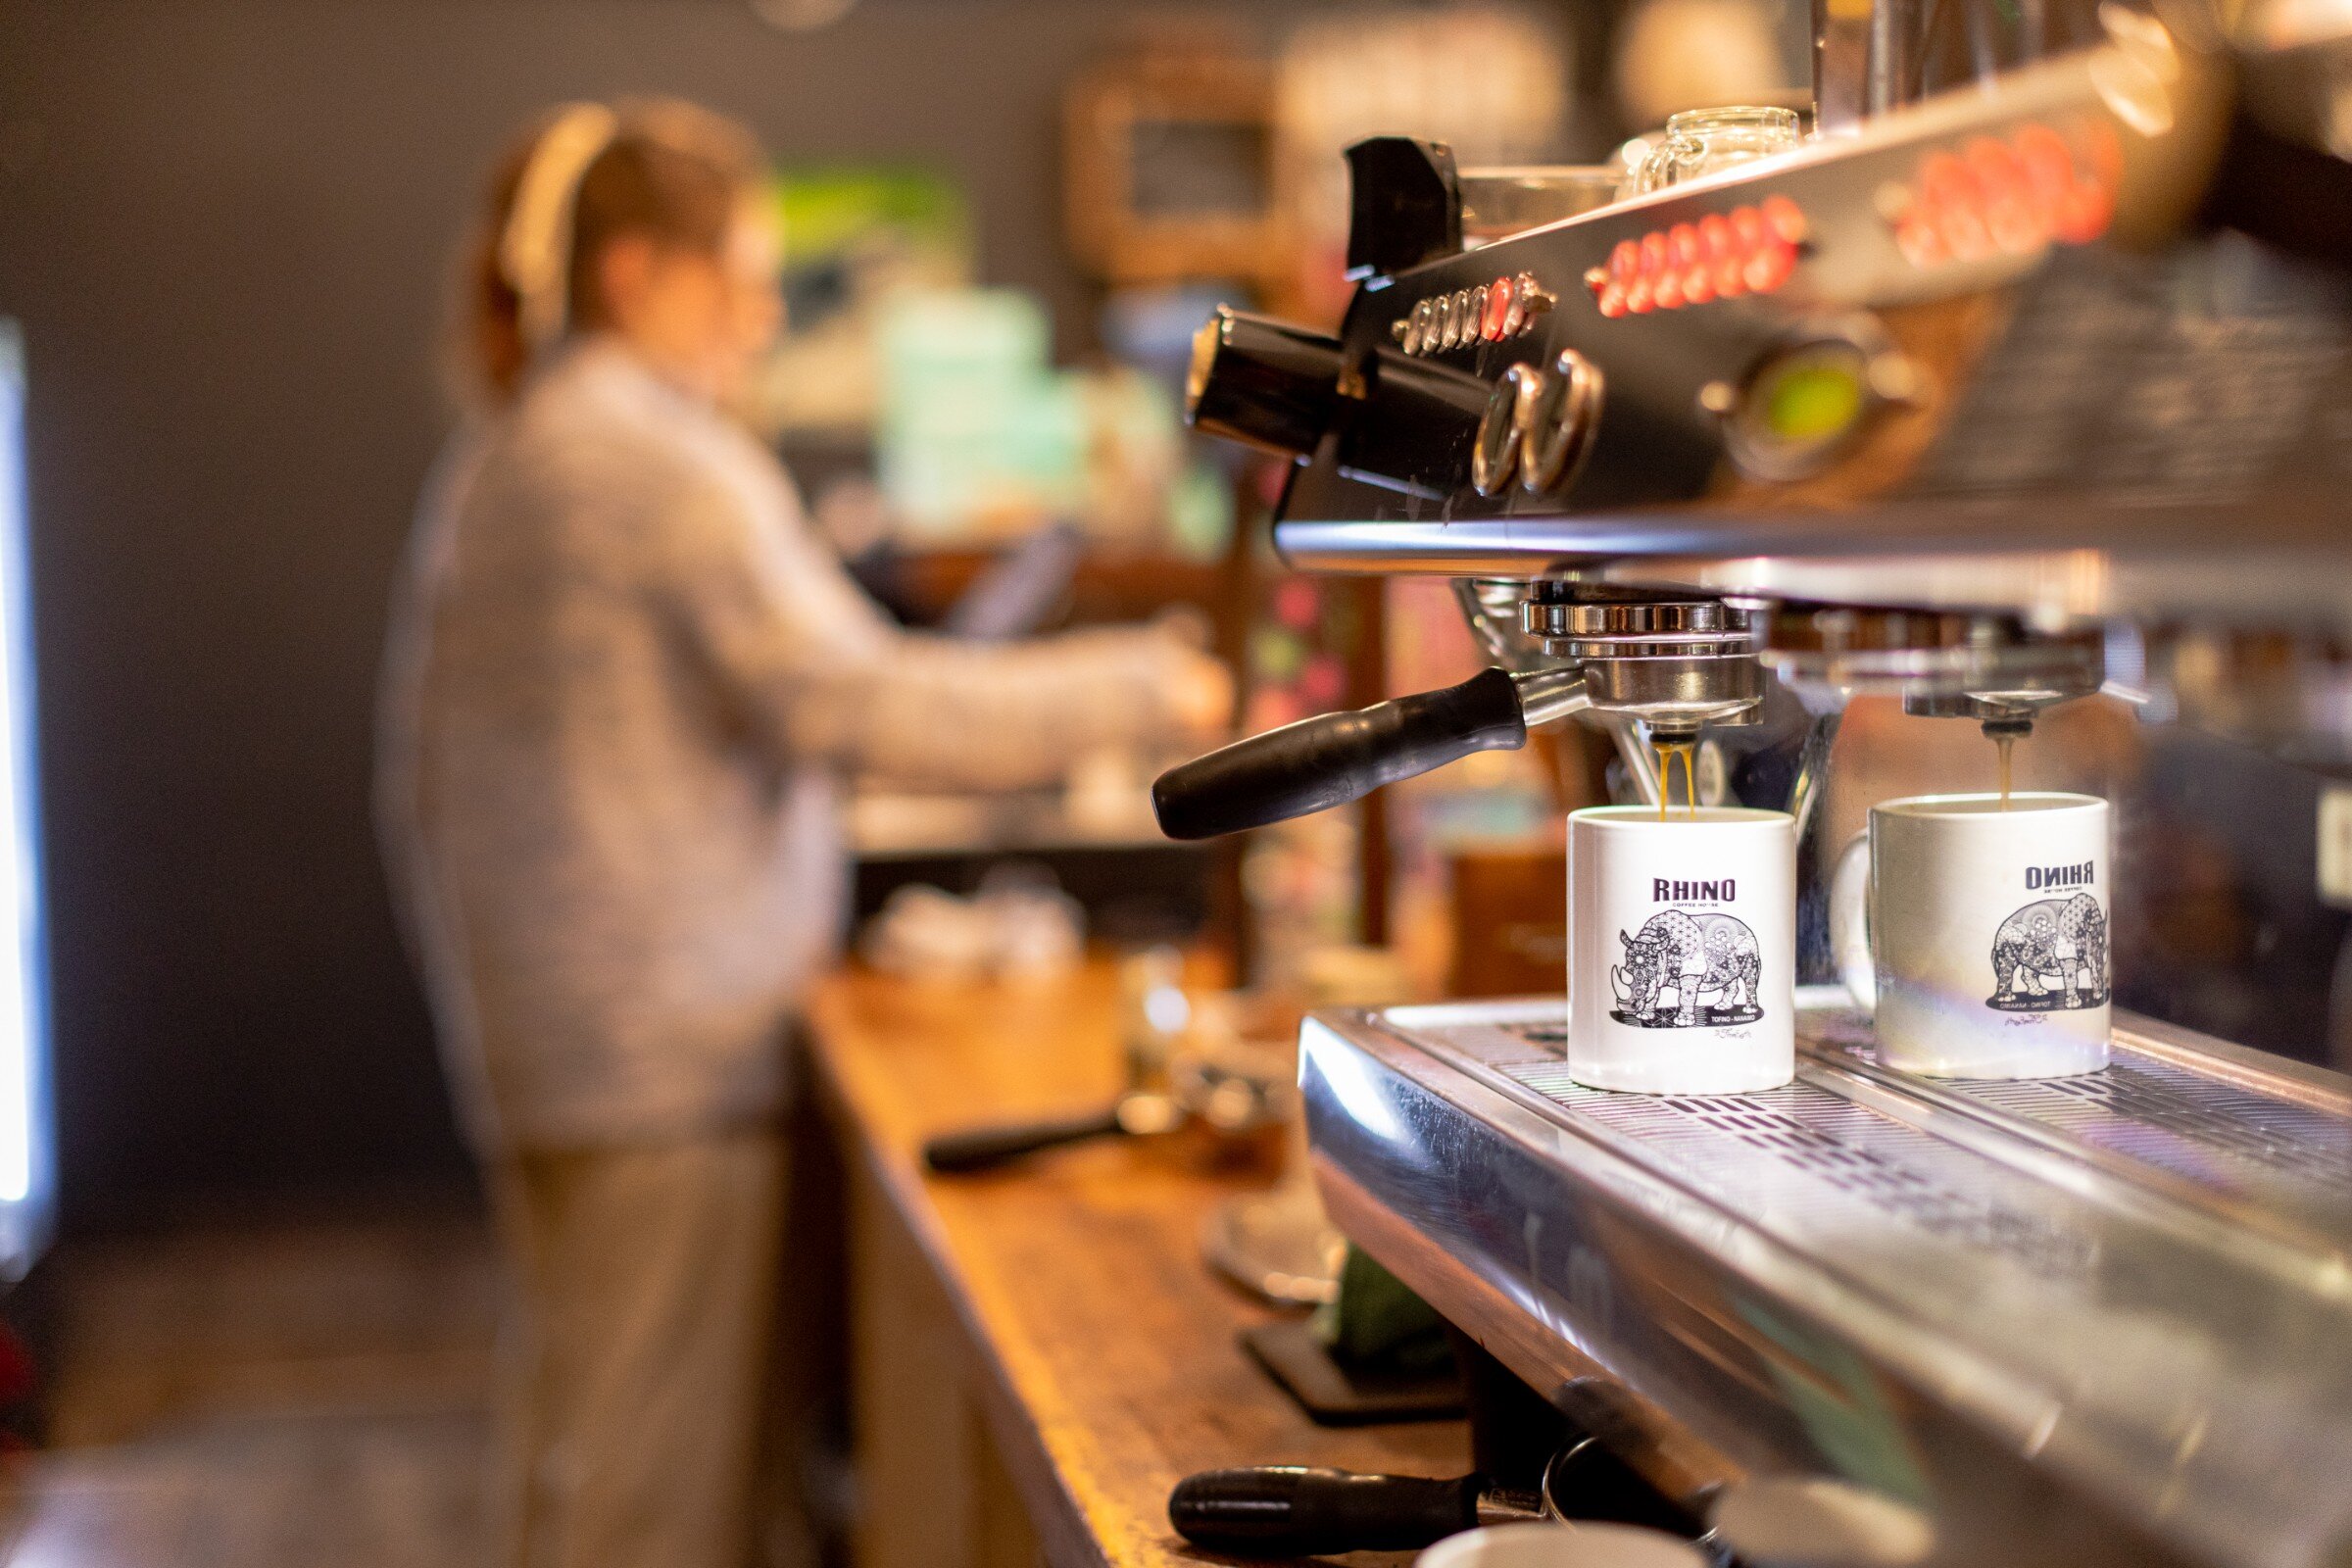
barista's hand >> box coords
[1136,610,1231,743]
[1166,649,1235,744]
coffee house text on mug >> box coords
[2025,861,2095,890]
[1653,879,1736,902]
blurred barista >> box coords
[376,100,1227,1568]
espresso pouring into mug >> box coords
[1829,792,2113,1079]
[1148,585,1765,845]
[1571,805,1797,1095]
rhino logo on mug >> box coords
[1609,909,1763,1028]
[1987,892,2110,1011]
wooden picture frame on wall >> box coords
[1062,43,1288,290]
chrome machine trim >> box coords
[1303,997,2352,1568]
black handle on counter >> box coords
[1169,1466,1484,1556]
[1152,666,1526,842]
[921,1105,1127,1174]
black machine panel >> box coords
[1237,47,2352,554]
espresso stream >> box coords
[1654,741,1698,819]
[1657,733,2011,816]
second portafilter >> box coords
[1755,603,2109,738]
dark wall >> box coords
[0,0,1359,1228]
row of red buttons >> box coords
[1582,195,1809,318]
[1574,119,2114,316]
[1889,122,2120,268]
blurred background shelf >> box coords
[868,547,1229,627]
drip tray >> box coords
[1303,998,2352,1568]
[1808,1014,2352,1254]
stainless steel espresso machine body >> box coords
[1159,8,2352,1566]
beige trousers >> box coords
[490,1131,785,1568]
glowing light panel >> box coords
[0,323,53,1269]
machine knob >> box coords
[1471,349,1604,498]
[1186,307,1344,460]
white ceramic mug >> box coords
[1832,792,2112,1079]
[1416,1522,1707,1568]
[1567,806,1795,1094]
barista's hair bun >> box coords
[451,98,764,404]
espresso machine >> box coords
[1155,2,2352,1563]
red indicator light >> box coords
[1651,239,1685,310]
[1584,201,1804,315]
[1698,214,1734,260]
[1744,241,1795,294]
[1889,120,2117,268]
[1760,195,1808,245]
[1480,276,1516,340]
[1665,224,1709,306]
[1699,214,1739,299]
[1963,135,2037,255]
[1940,200,1992,265]
[2013,123,2077,244]
[2054,180,2115,247]
[1893,220,1943,269]
[1634,232,1669,313]
[2053,125,2120,245]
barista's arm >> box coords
[661,470,1201,792]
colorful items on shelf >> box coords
[877,288,1200,548]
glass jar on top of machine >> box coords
[1627,105,1803,197]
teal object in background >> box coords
[876,289,1087,539]
[757,169,973,438]
[1164,461,1235,563]
[1312,1246,1456,1376]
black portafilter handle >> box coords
[1168,1466,1485,1555]
[1152,666,1527,842]
[921,1105,1127,1174]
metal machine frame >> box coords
[1164,9,2352,1565]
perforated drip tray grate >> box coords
[1351,998,2352,1532]
[1497,1052,2103,1279]
[1468,1007,2352,1247]
[1502,1061,2101,1275]
[1803,1017,2352,1245]
[1336,1005,2352,1560]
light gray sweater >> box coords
[378,339,1189,1152]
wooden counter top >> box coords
[807,961,1469,1568]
